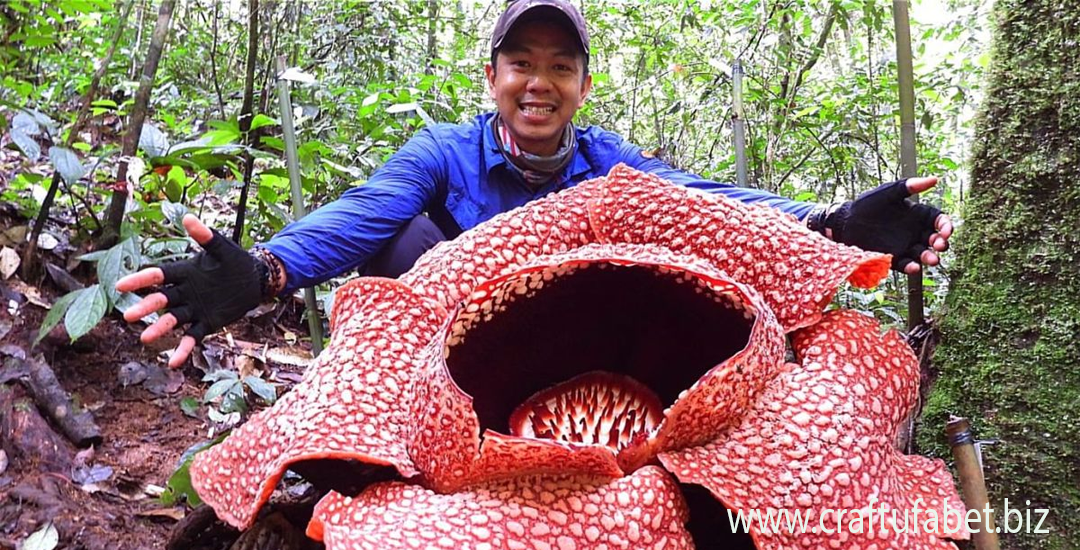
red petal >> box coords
[191,279,447,529]
[308,466,693,550]
[589,164,890,331]
[401,179,602,311]
[659,310,967,548]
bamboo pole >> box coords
[732,59,748,188]
[892,0,924,331]
[947,417,1001,550]
[275,56,324,356]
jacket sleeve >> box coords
[263,128,446,293]
[608,134,816,220]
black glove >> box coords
[158,230,265,341]
[808,179,943,272]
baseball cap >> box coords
[491,0,590,61]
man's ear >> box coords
[484,63,497,100]
[578,73,593,107]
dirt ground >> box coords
[0,273,309,550]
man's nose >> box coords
[526,71,553,93]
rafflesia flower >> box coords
[190,165,969,549]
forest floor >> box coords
[0,193,313,550]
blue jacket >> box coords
[264,113,814,292]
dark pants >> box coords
[363,215,447,278]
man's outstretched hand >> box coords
[116,215,263,368]
[820,177,953,274]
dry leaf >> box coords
[0,247,19,279]
[136,508,185,521]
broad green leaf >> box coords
[113,292,158,323]
[76,250,109,262]
[160,435,227,506]
[11,130,41,161]
[203,379,240,403]
[97,238,138,305]
[386,102,418,114]
[64,284,108,341]
[34,291,79,346]
[248,114,278,131]
[202,128,240,146]
[91,99,118,109]
[27,109,57,132]
[202,369,238,383]
[20,522,58,550]
[243,376,277,404]
[48,146,86,184]
[179,397,200,418]
[161,200,188,227]
[139,124,170,157]
[12,112,40,135]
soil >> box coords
[0,255,310,550]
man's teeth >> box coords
[522,105,555,115]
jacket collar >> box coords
[481,113,591,183]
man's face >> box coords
[485,19,592,156]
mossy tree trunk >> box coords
[919,1,1080,548]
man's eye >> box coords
[512,60,530,68]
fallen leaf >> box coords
[20,522,58,550]
[266,345,313,368]
[0,226,27,248]
[71,464,113,485]
[0,247,19,279]
[142,363,184,395]
[36,232,59,251]
[118,361,149,387]
[0,449,7,475]
[235,354,259,379]
[137,508,186,521]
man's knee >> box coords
[364,215,447,277]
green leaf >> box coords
[161,200,188,228]
[97,239,138,305]
[12,112,40,135]
[10,129,41,161]
[34,291,79,346]
[243,376,276,404]
[203,379,240,403]
[160,435,227,506]
[48,146,86,184]
[386,102,419,114]
[139,124,170,157]
[248,114,278,131]
[179,397,200,418]
[64,284,108,341]
[20,521,58,550]
[76,250,109,262]
[202,369,238,383]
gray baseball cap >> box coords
[491,0,590,60]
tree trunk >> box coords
[231,0,260,244]
[101,0,177,247]
[919,1,1080,547]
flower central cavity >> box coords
[444,257,756,465]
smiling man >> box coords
[118,0,952,368]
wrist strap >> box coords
[250,247,284,300]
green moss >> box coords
[916,1,1080,548]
